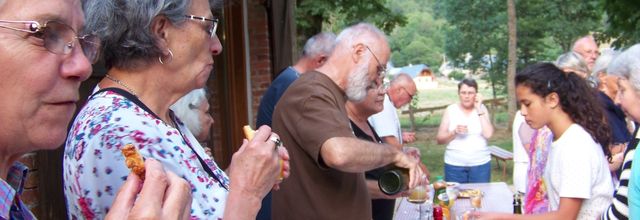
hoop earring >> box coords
[159,49,174,64]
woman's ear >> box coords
[545,92,560,109]
[150,16,171,53]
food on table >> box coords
[457,189,482,198]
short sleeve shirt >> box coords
[256,66,300,127]
[544,124,613,219]
[368,94,402,143]
[271,71,371,220]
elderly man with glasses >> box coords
[271,23,425,220]
[369,73,419,150]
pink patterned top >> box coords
[524,126,552,214]
[63,88,229,219]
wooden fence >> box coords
[401,97,508,131]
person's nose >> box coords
[210,35,223,55]
[61,45,92,82]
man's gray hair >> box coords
[302,32,336,58]
[555,51,589,75]
[607,44,640,93]
[83,0,222,69]
[336,23,388,50]
[171,88,208,136]
[591,49,620,76]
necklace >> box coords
[104,74,138,96]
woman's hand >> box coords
[454,125,469,135]
[224,125,284,219]
[106,159,192,220]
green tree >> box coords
[387,0,446,69]
[600,0,640,48]
[295,0,406,47]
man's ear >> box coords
[316,55,328,66]
[545,92,560,109]
[351,43,366,64]
[150,15,171,53]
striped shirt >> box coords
[602,129,639,220]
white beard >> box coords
[345,61,371,102]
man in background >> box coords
[369,73,418,149]
[256,32,336,127]
[572,35,600,70]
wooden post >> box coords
[409,106,416,132]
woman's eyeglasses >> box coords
[184,15,219,38]
[0,20,101,63]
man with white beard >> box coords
[271,23,425,219]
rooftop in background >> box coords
[390,64,429,78]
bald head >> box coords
[572,35,599,70]
[388,73,417,108]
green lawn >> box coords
[401,78,514,184]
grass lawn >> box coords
[400,78,514,184]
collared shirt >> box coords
[1,162,36,220]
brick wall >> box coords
[18,153,40,215]
[208,0,273,164]
[247,0,272,125]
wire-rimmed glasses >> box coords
[0,20,101,63]
[184,15,219,38]
[365,45,388,79]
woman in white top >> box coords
[436,78,494,183]
[478,63,613,219]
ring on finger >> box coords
[269,136,283,149]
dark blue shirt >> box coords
[255,66,299,220]
[256,67,300,127]
[598,91,631,144]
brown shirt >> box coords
[271,71,372,220]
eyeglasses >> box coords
[184,15,219,38]
[365,45,388,79]
[366,77,389,92]
[0,20,101,63]
[402,87,416,99]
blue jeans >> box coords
[444,162,491,183]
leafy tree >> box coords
[599,0,640,48]
[387,0,446,68]
[295,0,406,47]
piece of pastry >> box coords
[243,125,255,140]
[121,144,145,179]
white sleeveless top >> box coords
[443,104,491,166]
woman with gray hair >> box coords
[171,88,213,144]
[63,0,290,219]
[555,51,590,79]
[590,49,631,179]
[601,44,640,220]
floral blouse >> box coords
[63,88,229,219]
